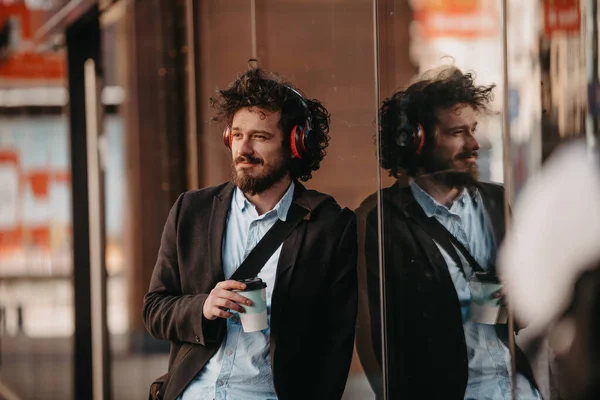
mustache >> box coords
[235,155,263,165]
[456,150,479,159]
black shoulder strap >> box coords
[406,202,485,275]
[230,203,309,281]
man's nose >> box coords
[466,131,481,150]
[236,136,253,155]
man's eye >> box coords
[254,135,266,140]
[233,132,243,138]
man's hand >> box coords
[203,280,253,320]
[493,287,507,306]
[492,286,526,330]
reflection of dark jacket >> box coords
[356,181,536,399]
[143,181,358,400]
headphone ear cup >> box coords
[290,125,302,159]
[414,123,425,155]
[396,122,425,155]
[300,125,310,153]
[396,124,415,148]
[223,126,231,149]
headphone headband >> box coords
[285,86,312,131]
[223,85,313,159]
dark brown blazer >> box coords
[356,181,537,399]
[143,181,358,400]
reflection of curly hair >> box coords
[379,66,496,177]
[210,61,331,182]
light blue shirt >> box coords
[410,181,540,400]
[180,182,295,400]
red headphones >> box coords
[223,86,312,159]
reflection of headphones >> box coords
[395,100,425,155]
[223,86,313,159]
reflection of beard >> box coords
[424,150,479,187]
[231,153,290,195]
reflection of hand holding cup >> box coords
[234,277,268,332]
[469,272,507,324]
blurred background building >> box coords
[0,0,597,399]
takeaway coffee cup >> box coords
[235,277,268,332]
[469,272,507,325]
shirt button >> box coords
[194,335,200,343]
[217,379,224,387]
[226,349,233,356]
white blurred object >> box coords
[498,140,600,338]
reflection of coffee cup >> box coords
[235,277,268,332]
[469,272,506,324]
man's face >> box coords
[230,107,291,195]
[423,103,481,184]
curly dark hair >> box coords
[210,61,331,182]
[379,65,496,178]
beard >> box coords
[422,150,479,187]
[231,154,290,195]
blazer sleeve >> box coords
[142,193,224,346]
[315,208,359,399]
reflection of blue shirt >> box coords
[180,182,295,400]
[410,182,540,400]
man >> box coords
[143,65,358,400]
[356,66,540,399]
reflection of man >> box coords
[359,66,540,399]
[143,65,358,400]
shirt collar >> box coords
[234,181,296,221]
[409,180,472,218]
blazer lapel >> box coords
[207,183,235,283]
[391,185,454,279]
[477,183,506,246]
[270,222,306,340]
[269,182,325,362]
[383,183,450,279]
[270,185,312,339]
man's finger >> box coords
[214,309,234,319]
[215,280,247,291]
[214,288,253,306]
[217,298,246,313]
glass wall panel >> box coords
[364,1,544,398]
